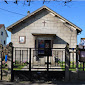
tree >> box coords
[4,0,72,6]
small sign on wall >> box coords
[79,38,85,62]
[79,49,85,62]
[19,36,26,44]
[80,38,85,46]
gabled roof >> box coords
[0,24,4,29]
[7,5,82,33]
[0,24,8,37]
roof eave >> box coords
[7,5,82,33]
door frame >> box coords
[35,39,52,56]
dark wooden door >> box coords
[45,40,52,56]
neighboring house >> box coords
[0,24,8,47]
[7,6,82,49]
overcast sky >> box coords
[0,1,85,45]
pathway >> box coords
[21,64,63,71]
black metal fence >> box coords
[13,47,85,71]
[69,48,76,70]
[13,47,66,71]
[0,45,12,81]
[1,43,85,81]
[68,48,85,71]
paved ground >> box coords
[22,65,63,71]
[1,81,85,85]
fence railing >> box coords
[13,47,66,71]
[68,48,85,71]
[1,42,85,81]
[13,47,85,71]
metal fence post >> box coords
[20,50,21,64]
[15,48,16,65]
[8,42,14,82]
[47,55,49,81]
[65,43,70,81]
[0,44,3,80]
[47,56,49,72]
[27,48,28,64]
[76,45,78,71]
[83,46,84,71]
[76,45,79,79]
[29,48,31,81]
[22,50,23,64]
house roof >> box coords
[0,24,8,37]
[0,24,4,29]
[7,5,82,33]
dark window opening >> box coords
[4,40,6,45]
[1,31,3,36]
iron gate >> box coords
[12,47,66,81]
[1,43,83,82]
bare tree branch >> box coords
[14,0,18,4]
[4,0,8,4]
[3,0,72,6]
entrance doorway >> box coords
[38,40,52,56]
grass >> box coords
[13,63,27,70]
[2,68,8,70]
[2,64,8,70]
[59,61,85,71]
[1,62,27,71]
[2,64,27,70]
[2,60,85,71]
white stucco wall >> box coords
[0,26,7,46]
[11,9,77,48]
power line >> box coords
[0,7,26,16]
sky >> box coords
[0,1,85,45]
